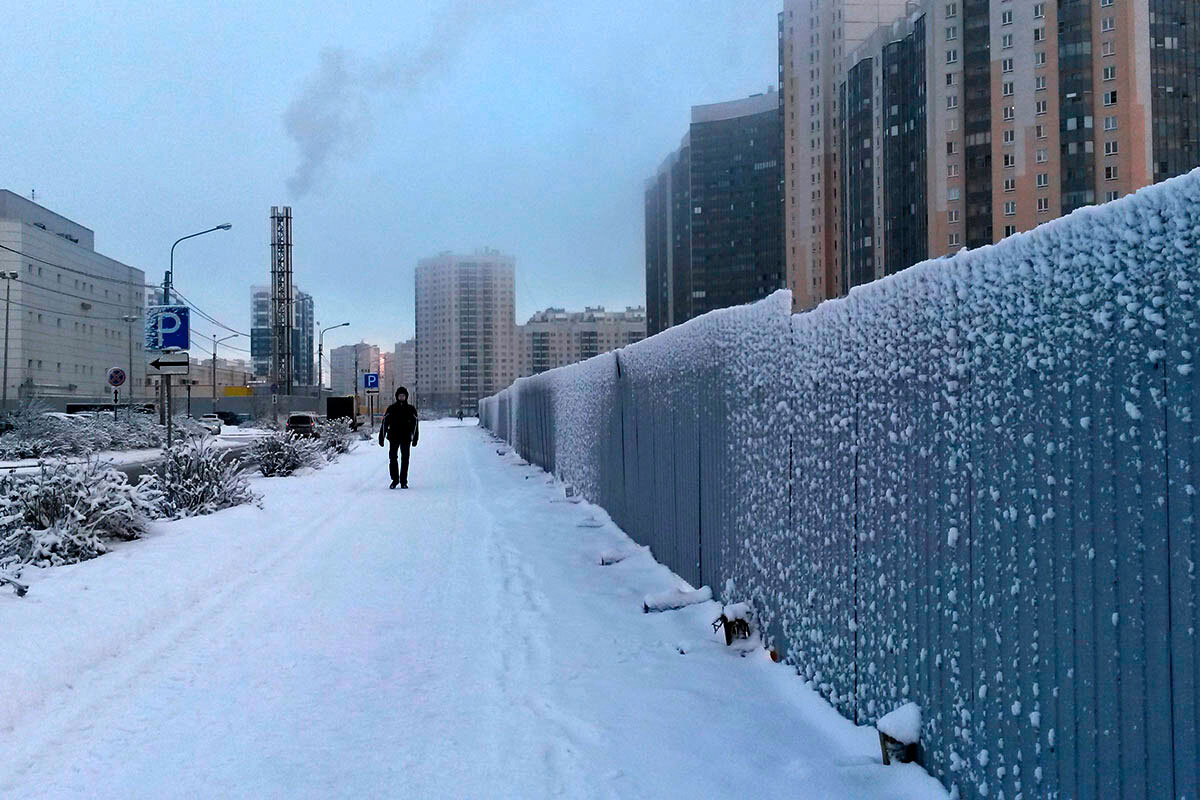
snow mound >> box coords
[877,702,922,745]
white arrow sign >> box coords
[148,353,190,375]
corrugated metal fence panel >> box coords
[477,170,1200,799]
[1166,204,1200,799]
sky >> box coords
[0,0,778,359]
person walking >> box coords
[378,386,419,489]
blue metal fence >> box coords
[480,172,1200,798]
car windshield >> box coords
[287,415,311,425]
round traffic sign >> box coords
[107,367,127,388]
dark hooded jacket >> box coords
[380,401,419,445]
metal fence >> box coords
[480,173,1200,798]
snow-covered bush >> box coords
[148,437,257,518]
[0,402,181,459]
[250,433,323,477]
[0,459,160,572]
[315,418,356,458]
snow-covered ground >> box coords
[0,421,945,798]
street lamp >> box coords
[1,271,18,409]
[162,224,232,447]
[317,322,349,410]
[211,333,239,415]
[121,314,138,418]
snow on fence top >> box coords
[480,168,1200,799]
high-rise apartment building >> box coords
[329,341,380,398]
[517,306,646,377]
[415,249,517,412]
[0,190,148,403]
[780,0,912,312]
[392,338,416,398]
[250,284,313,387]
[832,0,1198,294]
[645,90,784,336]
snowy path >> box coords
[0,422,944,799]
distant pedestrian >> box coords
[378,386,419,489]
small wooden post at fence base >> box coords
[876,701,921,765]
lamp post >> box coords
[212,333,239,415]
[0,271,18,410]
[317,322,349,412]
[162,224,231,447]
[120,314,138,418]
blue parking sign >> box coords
[145,305,191,351]
[363,372,380,391]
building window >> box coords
[1004,201,1016,216]
[1003,129,1015,144]
[1106,190,1119,201]
[947,49,958,63]
[1034,3,1045,18]
[1001,10,1013,25]
[947,72,957,86]
[1035,100,1047,115]
[1038,197,1050,212]
[1103,40,1115,57]
[1101,16,1114,32]
[948,187,960,201]
[1036,124,1047,139]
[1104,115,1118,131]
[1002,33,1014,48]
[1003,105,1015,121]
[947,94,959,109]
[947,141,960,155]
[1003,153,1016,168]
[946,25,958,40]
[948,163,960,177]
[1035,75,1047,91]
[1105,165,1119,181]
[1035,51,1047,67]
[948,117,959,131]
[1103,65,1116,81]
[949,232,961,246]
[1037,172,1049,188]
[949,209,960,223]
[1033,27,1045,43]
[1004,225,1017,237]
[1004,177,1016,192]
[1003,81,1014,97]
[1002,58,1014,73]
[1104,90,1117,106]
[946,2,958,16]
[1100,0,1113,5]
[1036,148,1048,163]
[1105,139,1119,156]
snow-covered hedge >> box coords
[315,418,356,457]
[149,438,258,518]
[0,459,160,575]
[251,433,323,477]
[482,170,1200,798]
[0,402,222,461]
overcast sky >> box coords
[0,0,777,358]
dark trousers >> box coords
[388,438,411,485]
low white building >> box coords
[0,190,148,406]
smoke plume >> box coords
[284,0,498,196]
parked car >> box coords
[197,414,222,435]
[285,413,319,438]
[213,411,241,427]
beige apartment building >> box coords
[781,0,912,311]
[517,306,646,378]
[788,0,1197,298]
[415,249,517,413]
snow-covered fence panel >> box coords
[480,170,1200,798]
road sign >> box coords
[148,353,190,375]
[106,367,127,388]
[363,372,380,392]
[144,305,191,351]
